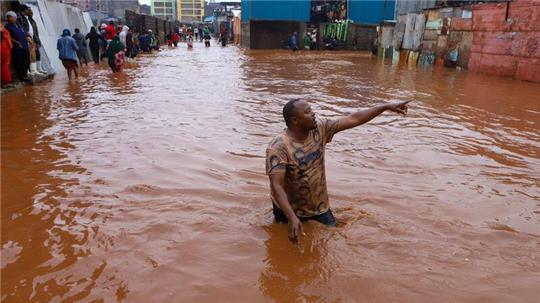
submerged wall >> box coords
[377,0,539,83]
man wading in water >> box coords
[266,99,411,243]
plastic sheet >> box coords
[29,0,93,74]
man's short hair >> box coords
[283,98,302,127]
[74,28,80,33]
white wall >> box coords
[26,0,93,74]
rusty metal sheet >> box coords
[381,25,395,48]
[402,13,417,50]
[392,19,406,49]
[423,29,439,41]
[425,19,442,30]
[427,9,440,21]
[441,17,450,35]
[412,13,425,50]
[408,51,420,66]
[436,35,448,58]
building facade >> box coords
[140,4,151,15]
[205,1,221,19]
[151,0,176,20]
[61,0,104,11]
[177,0,205,22]
[241,0,395,24]
[240,1,394,49]
[108,0,140,18]
[60,0,139,18]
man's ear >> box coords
[290,116,298,126]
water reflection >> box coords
[0,84,89,300]
[2,47,539,302]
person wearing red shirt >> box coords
[105,21,116,41]
[171,31,180,47]
[0,22,14,88]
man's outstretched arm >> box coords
[269,173,303,243]
[335,100,412,134]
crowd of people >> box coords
[286,30,320,51]
[1,5,220,86]
[167,24,214,49]
[56,20,159,80]
[1,5,47,89]
[55,22,220,79]
[303,30,319,50]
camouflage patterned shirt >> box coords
[266,119,339,217]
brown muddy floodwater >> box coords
[2,45,540,303]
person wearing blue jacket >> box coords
[57,29,79,80]
[288,32,298,51]
[5,11,30,82]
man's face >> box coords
[28,9,33,17]
[293,101,317,130]
[7,15,16,24]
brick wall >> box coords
[468,0,540,82]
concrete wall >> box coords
[468,0,540,82]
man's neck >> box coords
[287,127,309,142]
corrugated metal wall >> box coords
[395,0,437,16]
[349,0,396,24]
[241,0,311,22]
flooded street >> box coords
[2,45,539,302]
